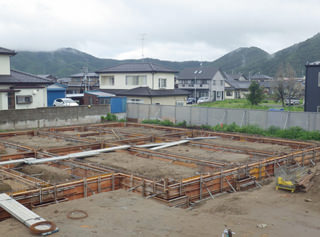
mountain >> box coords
[11,48,206,78]
[10,33,320,78]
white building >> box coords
[0,47,52,110]
[96,63,189,106]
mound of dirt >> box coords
[20,165,73,184]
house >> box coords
[101,87,189,106]
[47,83,67,107]
[97,63,177,90]
[304,61,320,112]
[250,73,273,82]
[38,74,58,83]
[0,47,52,110]
[68,72,99,94]
[224,73,251,99]
[177,66,225,101]
[96,63,189,105]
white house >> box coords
[0,47,52,110]
[177,66,225,101]
[224,73,251,99]
[96,63,189,106]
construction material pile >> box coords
[275,164,315,192]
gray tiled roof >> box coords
[85,90,115,97]
[96,63,178,74]
[251,74,273,80]
[0,47,16,55]
[101,87,190,97]
[178,66,219,80]
[225,79,251,89]
[0,70,53,85]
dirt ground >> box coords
[163,145,250,164]
[202,137,293,153]
[5,135,85,149]
[1,170,320,237]
[19,165,74,184]
[0,178,30,192]
[84,151,199,180]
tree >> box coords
[273,63,302,107]
[246,81,264,105]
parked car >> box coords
[285,98,300,105]
[186,97,196,104]
[197,97,210,104]
[53,98,79,107]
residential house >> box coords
[250,73,273,82]
[177,66,225,101]
[96,63,189,105]
[68,72,99,94]
[304,61,320,112]
[224,73,251,99]
[38,74,58,83]
[0,47,52,110]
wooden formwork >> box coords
[0,122,319,220]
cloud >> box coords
[0,0,320,61]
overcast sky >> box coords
[1,0,320,61]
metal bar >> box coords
[224,177,236,193]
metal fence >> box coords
[127,104,320,131]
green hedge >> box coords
[141,120,320,141]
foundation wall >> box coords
[0,105,111,130]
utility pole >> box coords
[82,67,88,92]
[141,33,146,60]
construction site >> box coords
[0,122,319,236]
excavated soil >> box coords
[20,165,74,184]
[5,135,85,149]
[163,145,250,164]
[84,151,199,180]
[202,137,293,153]
[0,179,30,192]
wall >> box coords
[0,55,10,75]
[127,103,320,131]
[305,64,320,112]
[15,88,48,109]
[99,72,175,90]
[0,105,110,130]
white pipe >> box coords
[185,136,219,141]
[0,145,130,166]
[150,140,189,150]
[134,143,168,148]
[26,145,131,165]
[0,158,36,166]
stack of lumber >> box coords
[295,171,315,192]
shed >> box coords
[84,90,126,113]
[47,83,67,107]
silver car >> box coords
[53,98,79,107]
[197,97,210,104]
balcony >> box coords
[177,84,209,89]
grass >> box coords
[141,119,320,141]
[195,99,304,112]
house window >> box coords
[126,75,147,86]
[127,98,144,104]
[176,101,184,106]
[101,76,114,86]
[213,80,216,85]
[220,80,224,86]
[217,91,221,97]
[16,95,33,104]
[158,78,167,88]
[226,91,233,96]
[317,106,320,112]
